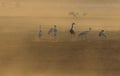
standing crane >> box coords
[69,23,76,41]
[38,25,42,38]
[70,23,75,35]
[99,30,107,38]
[78,28,92,39]
[48,25,58,40]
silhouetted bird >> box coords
[48,25,58,36]
[38,25,42,38]
[70,23,75,35]
[99,30,106,37]
[78,28,91,36]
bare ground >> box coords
[0,26,120,76]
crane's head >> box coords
[72,23,75,28]
[54,25,56,28]
[101,30,104,32]
[39,25,41,28]
[72,23,75,25]
[89,27,92,31]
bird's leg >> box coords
[39,36,41,39]
[103,34,107,40]
[78,36,81,40]
[53,36,56,41]
[77,36,80,41]
[78,35,81,41]
[38,34,41,40]
[49,34,53,41]
[103,34,107,38]
[71,34,75,41]
[53,33,57,41]
[81,35,84,40]
[73,34,76,41]
[85,35,87,40]
[70,35,72,41]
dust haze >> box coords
[0,0,120,76]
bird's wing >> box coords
[48,28,53,34]
[54,29,57,32]
[38,29,41,33]
[79,30,89,35]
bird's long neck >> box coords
[89,28,91,31]
[71,24,74,29]
[54,26,56,29]
[71,26,73,28]
[39,26,42,31]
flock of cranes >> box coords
[38,22,107,40]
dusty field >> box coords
[0,17,120,76]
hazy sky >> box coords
[0,0,120,17]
